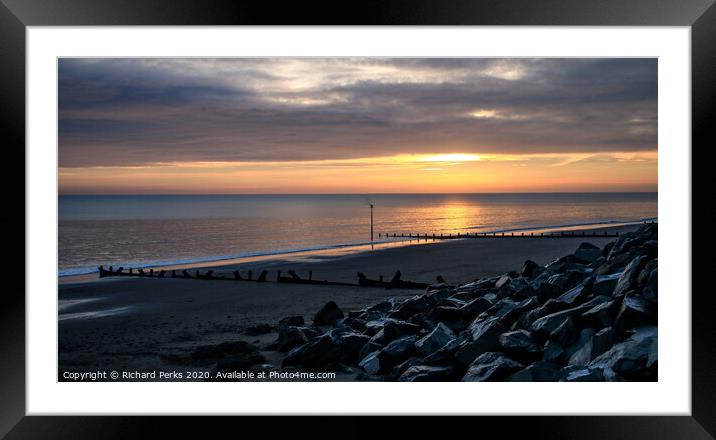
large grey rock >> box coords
[561,367,606,382]
[555,284,589,306]
[415,322,456,356]
[499,330,541,360]
[314,301,345,325]
[615,295,655,332]
[589,326,657,380]
[276,326,309,352]
[360,335,419,374]
[383,320,421,341]
[357,341,382,363]
[574,242,602,264]
[507,361,562,381]
[339,333,372,364]
[389,295,434,320]
[455,317,508,365]
[579,299,619,328]
[612,255,649,298]
[592,272,621,296]
[521,259,541,278]
[530,296,610,335]
[462,352,524,381]
[399,365,455,382]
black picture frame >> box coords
[3,0,712,438]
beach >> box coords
[58,224,640,380]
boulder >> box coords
[297,334,342,369]
[358,351,382,375]
[612,255,648,298]
[614,295,655,332]
[520,259,541,278]
[389,295,434,320]
[339,333,372,364]
[455,317,508,365]
[276,326,309,352]
[574,242,602,264]
[278,316,305,327]
[458,297,494,319]
[554,284,589,306]
[588,326,657,380]
[530,296,610,335]
[423,335,469,366]
[592,272,621,296]
[579,299,619,328]
[462,352,524,381]
[399,365,455,382]
[357,341,383,363]
[415,322,456,356]
[507,361,562,381]
[561,367,606,382]
[383,320,422,341]
[360,336,418,374]
[314,301,345,325]
[498,330,541,361]
[495,274,513,289]
[340,317,367,332]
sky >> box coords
[58,58,657,194]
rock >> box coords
[495,274,513,289]
[314,301,345,325]
[340,317,367,332]
[530,296,610,335]
[592,272,622,296]
[364,319,389,336]
[504,296,540,329]
[588,326,657,380]
[507,362,562,381]
[498,330,541,361]
[591,327,615,360]
[455,317,508,365]
[566,328,598,367]
[574,242,602,264]
[357,341,383,363]
[378,336,419,371]
[429,306,465,323]
[388,357,424,380]
[191,341,258,361]
[399,365,455,382]
[520,259,541,278]
[358,350,382,374]
[415,322,456,356]
[383,320,422,341]
[612,255,648,298]
[549,317,577,347]
[554,284,589,306]
[299,334,342,369]
[462,352,524,381]
[643,267,658,303]
[367,299,396,315]
[276,326,309,352]
[339,333,372,364]
[423,335,469,365]
[458,297,493,319]
[278,316,305,327]
[579,299,619,328]
[614,295,655,332]
[561,367,606,382]
[389,295,434,320]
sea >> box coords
[58,193,657,277]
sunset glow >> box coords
[58,58,657,194]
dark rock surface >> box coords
[265,223,657,381]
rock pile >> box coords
[273,223,658,381]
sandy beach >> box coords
[58,224,640,379]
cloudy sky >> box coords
[58,58,657,194]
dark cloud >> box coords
[58,58,657,167]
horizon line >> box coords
[58,190,659,196]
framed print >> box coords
[3,0,713,437]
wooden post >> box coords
[308,270,312,280]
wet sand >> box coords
[58,225,639,379]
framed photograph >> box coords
[5,0,712,437]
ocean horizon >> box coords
[59,192,657,276]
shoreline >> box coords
[59,220,655,284]
[59,223,645,379]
